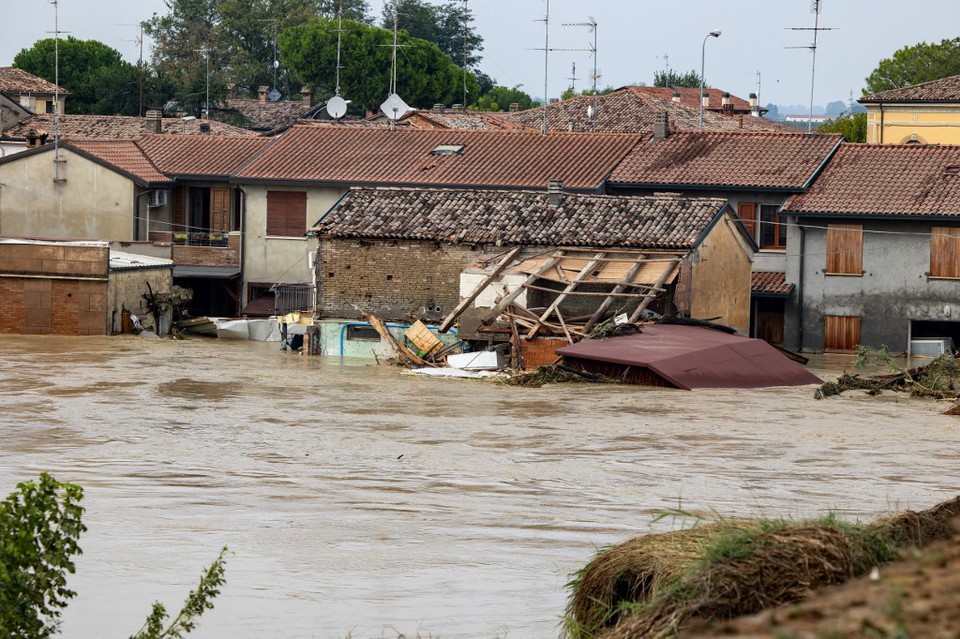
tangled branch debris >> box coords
[816,347,960,400]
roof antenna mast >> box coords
[561,18,599,121]
[787,0,834,132]
[379,1,411,130]
[49,0,63,182]
[461,0,468,107]
[539,0,550,135]
[325,0,350,119]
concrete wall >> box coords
[107,268,174,334]
[784,217,960,353]
[865,104,960,145]
[689,212,753,334]
[318,238,481,321]
[0,147,136,240]
[241,185,345,305]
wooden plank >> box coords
[520,283,658,297]
[629,258,679,322]
[555,308,574,344]
[526,252,606,339]
[438,246,522,333]
[481,252,564,325]
[362,312,435,367]
[583,254,648,333]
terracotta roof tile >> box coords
[135,135,274,177]
[609,131,842,189]
[236,125,640,190]
[751,271,793,296]
[500,86,789,133]
[860,74,960,102]
[3,114,257,140]
[216,98,317,131]
[69,140,172,186]
[315,187,726,249]
[782,143,960,217]
[625,86,760,114]
[403,109,525,130]
[0,67,67,95]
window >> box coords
[759,205,786,250]
[45,100,55,114]
[267,191,307,237]
[824,315,861,353]
[737,203,756,242]
[930,226,960,278]
[346,325,380,341]
[826,223,863,275]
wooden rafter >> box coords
[526,251,606,339]
[438,246,523,333]
[582,253,649,333]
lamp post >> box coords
[699,29,721,130]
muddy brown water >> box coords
[1,335,958,638]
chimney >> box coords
[226,83,238,100]
[25,128,47,148]
[451,103,464,110]
[301,86,314,108]
[653,111,670,140]
[701,91,710,109]
[145,109,162,134]
[749,92,760,117]
[722,92,734,115]
[258,86,269,103]
[199,122,211,135]
[508,102,520,112]
[546,178,563,208]
[433,103,445,111]
[672,91,681,103]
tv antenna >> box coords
[460,0,469,107]
[48,0,66,182]
[259,19,281,93]
[561,18,599,121]
[787,0,834,132]
[326,0,350,119]
[118,23,145,116]
[567,61,579,93]
[194,45,212,117]
[537,0,550,135]
[380,1,411,129]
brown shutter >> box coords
[267,191,307,237]
[737,202,756,242]
[285,192,307,236]
[826,223,862,275]
[172,186,186,231]
[211,188,231,232]
[824,315,861,352]
[930,226,960,278]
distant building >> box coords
[782,114,834,125]
[0,67,67,116]
[860,74,960,144]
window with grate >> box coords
[266,191,307,237]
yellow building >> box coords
[860,75,960,144]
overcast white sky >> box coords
[2,1,960,110]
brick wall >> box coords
[172,232,240,267]
[319,238,482,321]
[0,278,25,333]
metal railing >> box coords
[172,231,230,247]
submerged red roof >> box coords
[557,324,820,390]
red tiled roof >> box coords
[315,187,726,249]
[500,87,789,134]
[860,75,960,103]
[3,114,257,140]
[0,67,67,95]
[783,143,960,217]
[751,271,793,296]
[625,86,760,114]
[216,98,317,132]
[404,109,525,130]
[609,131,842,190]
[136,135,274,177]
[236,125,641,190]
[69,140,172,186]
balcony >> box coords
[173,231,230,248]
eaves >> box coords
[607,181,803,194]
[783,210,960,221]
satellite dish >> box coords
[326,95,349,119]
[380,93,412,121]
[268,88,282,102]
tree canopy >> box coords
[381,0,483,69]
[864,38,960,94]
[280,17,478,113]
[653,69,703,88]
[475,84,535,112]
[14,38,146,115]
[818,112,867,143]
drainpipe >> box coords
[797,222,805,350]
[879,102,884,144]
[239,187,246,311]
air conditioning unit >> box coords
[148,190,169,208]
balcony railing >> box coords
[173,231,230,248]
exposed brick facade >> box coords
[318,238,482,321]
[171,232,241,267]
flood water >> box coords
[1,335,959,638]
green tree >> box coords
[381,0,482,68]
[558,85,617,101]
[475,84,535,112]
[653,69,703,88]
[13,38,143,115]
[280,17,479,113]
[0,474,85,638]
[818,111,867,143]
[865,37,960,94]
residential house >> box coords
[215,85,330,133]
[500,86,787,133]
[605,124,842,344]
[231,124,642,315]
[780,143,960,354]
[0,67,67,116]
[860,74,960,145]
[310,186,754,356]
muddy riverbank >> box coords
[1,335,958,638]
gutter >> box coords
[607,181,802,194]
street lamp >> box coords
[699,29,721,130]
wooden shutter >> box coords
[210,188,231,232]
[930,226,960,278]
[824,315,861,352]
[826,224,862,275]
[267,191,307,237]
[737,202,757,242]
[172,186,186,231]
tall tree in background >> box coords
[653,69,703,88]
[818,112,867,143]
[317,0,371,22]
[14,38,143,115]
[280,17,478,113]
[475,84,535,111]
[865,38,960,94]
[381,0,483,69]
